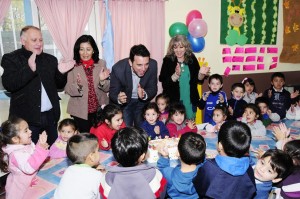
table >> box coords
[24,120,300,199]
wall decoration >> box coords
[279,0,300,63]
[221,0,279,45]
[222,46,279,73]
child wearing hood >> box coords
[157,132,206,199]
[99,127,167,199]
[193,121,256,199]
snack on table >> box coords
[147,137,179,163]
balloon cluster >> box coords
[168,10,207,53]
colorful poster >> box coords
[279,0,300,63]
[220,0,279,45]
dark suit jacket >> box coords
[1,47,67,125]
[159,53,202,106]
[109,58,157,105]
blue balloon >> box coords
[187,33,205,52]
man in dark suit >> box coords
[109,44,157,127]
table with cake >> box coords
[23,119,300,198]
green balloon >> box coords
[169,22,188,37]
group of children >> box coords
[0,71,299,199]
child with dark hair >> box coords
[54,133,103,199]
[255,97,280,127]
[0,117,49,199]
[166,102,197,137]
[141,102,169,140]
[100,127,167,199]
[228,83,248,120]
[90,104,126,150]
[157,132,206,199]
[198,73,227,123]
[253,149,293,199]
[242,77,262,104]
[193,121,256,199]
[205,104,227,133]
[49,118,78,159]
[273,124,300,198]
[286,95,300,120]
[155,93,170,124]
[239,103,267,137]
[263,72,296,119]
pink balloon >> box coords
[188,19,207,38]
[186,10,202,26]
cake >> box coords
[147,137,179,163]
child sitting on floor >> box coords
[141,102,169,140]
[156,93,170,124]
[49,118,78,159]
[253,149,293,199]
[239,103,266,137]
[205,104,227,133]
[193,121,256,199]
[157,132,206,199]
[255,97,280,127]
[0,117,49,199]
[54,133,103,199]
[166,103,197,138]
[99,127,167,199]
[90,104,126,150]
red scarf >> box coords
[81,59,94,69]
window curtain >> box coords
[34,0,94,68]
[0,0,11,25]
[98,0,165,92]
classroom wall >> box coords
[164,0,300,77]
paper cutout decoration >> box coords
[280,0,300,63]
[232,65,240,71]
[221,0,279,45]
[221,46,278,72]
[243,65,256,71]
[224,66,231,77]
[222,48,231,54]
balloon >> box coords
[186,10,202,26]
[187,34,205,52]
[188,19,207,38]
[169,22,188,37]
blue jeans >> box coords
[123,98,148,127]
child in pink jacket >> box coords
[0,117,49,199]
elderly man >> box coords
[109,44,157,127]
[1,25,73,145]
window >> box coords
[0,0,101,61]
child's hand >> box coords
[291,104,295,113]
[218,93,224,103]
[101,138,109,148]
[253,148,265,159]
[96,164,106,173]
[268,89,272,98]
[203,91,211,101]
[38,131,49,150]
[257,92,263,98]
[291,90,299,99]
[187,120,196,129]
[228,106,233,115]
[156,142,168,157]
[273,123,290,141]
[267,109,272,116]
[154,126,160,134]
[99,68,110,81]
